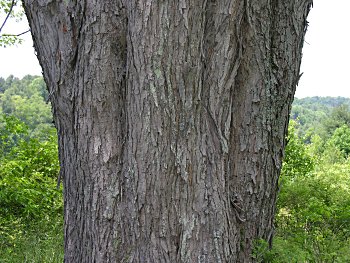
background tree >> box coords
[329,124,350,157]
[272,110,350,262]
[0,75,52,138]
[281,120,314,178]
[291,97,350,139]
[0,71,63,262]
[22,1,313,262]
[322,104,350,138]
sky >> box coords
[0,1,349,98]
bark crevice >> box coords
[23,0,313,262]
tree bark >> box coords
[23,0,312,262]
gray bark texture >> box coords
[23,0,312,262]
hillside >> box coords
[291,96,350,138]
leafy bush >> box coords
[328,124,350,158]
[0,114,28,154]
[0,114,62,255]
[272,121,350,262]
[0,76,63,260]
[282,120,315,178]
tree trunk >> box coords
[23,0,312,262]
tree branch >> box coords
[1,29,30,37]
[0,0,16,34]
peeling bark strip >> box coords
[23,0,312,262]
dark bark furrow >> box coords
[23,0,312,262]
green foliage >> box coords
[0,76,62,259]
[252,239,275,262]
[271,107,350,262]
[0,115,62,258]
[0,114,61,218]
[282,120,314,178]
[322,104,350,138]
[0,113,28,154]
[307,134,325,159]
[0,33,22,47]
[328,124,350,158]
[0,0,20,14]
[0,214,64,262]
[291,97,350,138]
[1,80,350,261]
[274,164,350,262]
[0,76,52,132]
[0,0,24,47]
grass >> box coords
[0,214,63,263]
